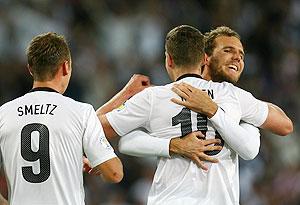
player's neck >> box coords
[173,66,201,82]
[201,66,212,81]
[32,80,63,94]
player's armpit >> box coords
[90,157,123,183]
[260,103,293,136]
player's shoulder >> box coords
[146,83,175,96]
[61,95,94,111]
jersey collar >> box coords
[175,73,203,81]
[29,87,59,93]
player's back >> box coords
[146,76,242,205]
[0,89,91,205]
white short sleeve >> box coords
[106,88,152,136]
[234,86,268,127]
[82,105,116,168]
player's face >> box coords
[208,36,244,84]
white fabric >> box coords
[106,77,268,205]
[119,129,171,157]
[0,91,116,205]
[210,107,260,160]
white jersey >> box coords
[0,88,116,205]
[106,75,268,205]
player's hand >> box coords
[171,82,218,118]
[83,156,92,173]
[123,74,151,98]
[169,131,222,171]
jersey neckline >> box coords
[175,73,203,81]
[29,87,59,93]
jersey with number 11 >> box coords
[0,89,116,205]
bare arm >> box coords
[260,103,293,136]
[96,74,150,115]
[98,114,118,139]
[96,74,150,139]
[83,157,123,183]
[0,194,7,205]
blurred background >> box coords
[0,0,299,204]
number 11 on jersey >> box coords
[172,107,224,156]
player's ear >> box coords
[62,61,71,76]
[165,52,173,68]
[27,64,33,76]
[204,53,210,66]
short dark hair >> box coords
[204,26,240,56]
[165,25,204,67]
[26,32,71,81]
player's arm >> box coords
[83,156,123,183]
[260,102,293,136]
[119,129,171,157]
[96,74,150,139]
[89,157,123,183]
[119,130,222,170]
[171,82,293,136]
[0,194,7,205]
[96,74,150,115]
[232,86,293,136]
[171,82,261,160]
[83,106,123,183]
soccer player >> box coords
[0,32,123,205]
[118,26,293,164]
[96,25,275,204]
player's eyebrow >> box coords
[223,46,245,58]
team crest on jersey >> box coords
[100,137,112,149]
[116,103,126,112]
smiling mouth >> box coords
[228,65,238,72]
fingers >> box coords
[202,138,221,146]
[177,82,209,97]
[203,145,223,152]
[192,131,205,138]
[192,156,208,171]
[180,82,196,92]
[198,153,219,163]
[170,98,188,107]
[171,86,189,99]
[173,84,192,97]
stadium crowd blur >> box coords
[0,0,299,204]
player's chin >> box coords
[225,73,239,84]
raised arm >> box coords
[96,74,150,115]
[96,74,150,139]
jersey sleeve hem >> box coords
[90,152,117,168]
[254,101,268,127]
[106,112,126,136]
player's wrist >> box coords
[206,103,218,119]
[169,137,183,156]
